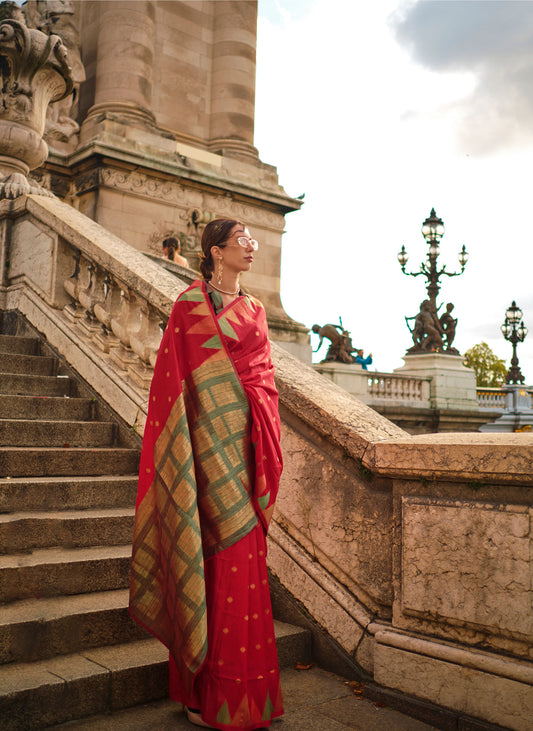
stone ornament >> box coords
[0,0,73,199]
[24,0,86,152]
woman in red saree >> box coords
[129,219,284,729]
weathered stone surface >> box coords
[277,420,393,611]
[374,640,533,731]
[9,218,57,294]
[369,431,533,483]
[268,531,366,659]
[401,499,533,638]
[402,497,533,637]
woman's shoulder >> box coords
[244,292,264,310]
[176,279,204,302]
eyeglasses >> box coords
[222,236,259,251]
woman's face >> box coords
[215,223,256,275]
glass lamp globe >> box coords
[421,208,445,242]
[397,245,409,267]
[458,245,469,268]
[506,301,522,324]
[501,321,512,339]
[518,322,528,341]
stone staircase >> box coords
[0,326,311,730]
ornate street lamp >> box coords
[397,209,468,311]
[501,301,528,384]
[398,209,468,354]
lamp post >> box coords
[501,301,528,384]
[397,208,468,312]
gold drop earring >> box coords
[217,257,223,285]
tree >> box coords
[464,342,507,387]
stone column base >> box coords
[394,353,478,411]
[313,362,367,397]
[372,627,533,731]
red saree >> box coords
[129,280,283,729]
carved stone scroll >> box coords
[0,2,73,198]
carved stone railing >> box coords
[477,386,533,410]
[63,248,166,388]
[314,362,431,408]
[367,372,430,403]
[476,387,507,410]
[0,194,184,430]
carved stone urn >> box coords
[0,1,73,199]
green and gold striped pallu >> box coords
[129,282,258,691]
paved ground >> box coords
[56,666,437,730]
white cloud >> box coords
[390,0,533,155]
[255,0,533,382]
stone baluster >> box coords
[128,302,163,389]
[78,260,106,337]
[63,249,84,321]
[109,287,142,370]
[93,273,121,353]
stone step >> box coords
[0,446,139,477]
[0,586,311,668]
[0,334,38,355]
[0,394,93,421]
[0,625,312,730]
[0,507,135,553]
[0,637,168,730]
[0,544,131,603]
[51,666,438,731]
[1,373,72,397]
[0,589,147,664]
[0,475,138,513]
[0,419,115,448]
[0,351,56,376]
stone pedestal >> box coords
[0,12,73,199]
[313,362,368,397]
[480,385,533,432]
[394,353,478,411]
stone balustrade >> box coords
[476,387,507,410]
[366,372,430,402]
[62,247,167,388]
[477,386,533,410]
[315,362,431,408]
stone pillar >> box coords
[82,0,155,129]
[209,0,258,161]
[394,353,479,411]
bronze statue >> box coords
[312,323,357,364]
[406,300,444,353]
[439,302,459,353]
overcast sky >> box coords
[254,0,533,383]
